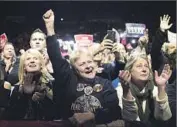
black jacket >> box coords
[0,80,11,119]
[46,35,122,124]
[166,80,176,127]
[0,58,19,85]
[151,28,176,84]
[3,84,56,120]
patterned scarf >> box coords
[130,80,154,122]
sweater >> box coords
[46,35,122,124]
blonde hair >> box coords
[18,48,53,85]
[124,45,153,80]
[162,42,176,54]
[69,49,93,66]
[124,53,153,81]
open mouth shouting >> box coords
[83,67,96,78]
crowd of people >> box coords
[0,9,176,127]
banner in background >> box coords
[125,23,146,38]
[0,33,8,41]
[74,34,93,49]
[58,39,74,57]
[0,33,8,49]
[168,30,176,43]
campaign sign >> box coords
[0,33,8,49]
[74,34,93,49]
[125,23,146,38]
[168,30,176,43]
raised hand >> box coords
[160,14,173,32]
[103,29,116,43]
[43,9,55,35]
[118,70,131,90]
[93,52,102,62]
[96,67,104,73]
[93,40,113,57]
[32,91,46,102]
[112,43,126,63]
[42,48,49,64]
[100,40,113,50]
[112,28,120,43]
[21,73,36,94]
[112,43,125,53]
[43,9,54,25]
[118,70,134,100]
[19,49,25,55]
[155,64,172,88]
[138,29,149,46]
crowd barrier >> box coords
[0,120,72,127]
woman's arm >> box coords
[151,28,167,72]
[116,85,139,121]
[43,9,76,119]
[151,15,172,72]
[118,70,139,121]
[154,65,172,121]
[43,9,74,92]
[153,86,172,121]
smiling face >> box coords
[24,50,41,73]
[73,53,96,79]
[30,32,46,52]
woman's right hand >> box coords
[118,70,133,100]
[21,73,36,95]
[43,9,55,36]
[118,70,131,89]
[160,14,173,32]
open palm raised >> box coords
[155,64,172,87]
[160,14,173,32]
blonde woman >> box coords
[117,50,172,125]
[43,9,123,126]
[0,43,19,85]
[4,49,55,120]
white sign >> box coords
[126,23,146,38]
[74,34,93,49]
[168,31,176,43]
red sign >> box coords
[0,33,8,50]
[74,34,93,49]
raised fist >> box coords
[43,9,55,24]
